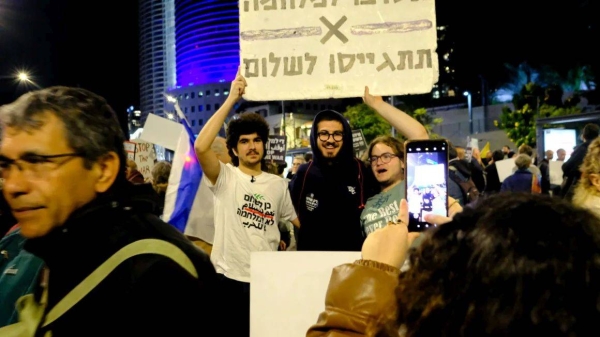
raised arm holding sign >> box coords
[363,86,429,140]
[195,68,246,184]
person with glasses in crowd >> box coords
[359,92,429,237]
[290,87,429,251]
[0,87,217,336]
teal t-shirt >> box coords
[360,181,406,236]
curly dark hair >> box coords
[376,193,600,337]
[226,112,270,167]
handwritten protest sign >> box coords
[265,135,287,163]
[132,140,156,180]
[123,141,136,161]
[240,0,438,100]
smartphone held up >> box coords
[404,139,449,232]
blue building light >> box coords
[175,0,240,87]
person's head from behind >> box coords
[291,155,306,174]
[276,161,287,177]
[226,112,269,168]
[582,123,600,142]
[518,144,533,157]
[515,154,532,170]
[0,86,126,238]
[211,136,232,165]
[491,149,504,163]
[378,193,600,336]
[314,111,345,160]
[265,161,286,177]
[367,136,404,189]
[125,158,137,178]
[151,161,171,194]
[304,152,313,162]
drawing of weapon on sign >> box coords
[240,19,432,44]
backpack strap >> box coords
[42,239,197,327]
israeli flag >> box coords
[162,103,202,232]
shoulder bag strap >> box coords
[42,239,198,327]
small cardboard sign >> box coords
[352,129,367,154]
[124,141,136,161]
[132,140,156,180]
[265,135,287,163]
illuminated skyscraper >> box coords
[139,0,176,123]
[175,0,239,86]
[167,0,240,134]
[432,25,457,99]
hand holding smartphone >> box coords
[404,139,449,232]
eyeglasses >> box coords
[317,131,343,142]
[369,153,398,165]
[0,153,82,180]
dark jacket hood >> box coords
[310,110,355,166]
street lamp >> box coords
[12,70,41,89]
[18,72,29,82]
[463,91,473,135]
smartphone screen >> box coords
[404,139,449,232]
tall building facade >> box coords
[175,0,239,86]
[139,0,176,124]
[432,25,458,99]
[167,0,239,134]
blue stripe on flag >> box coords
[169,119,202,232]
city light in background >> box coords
[0,69,41,91]
[17,72,29,81]
[14,69,40,89]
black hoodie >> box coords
[289,110,378,251]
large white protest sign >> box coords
[240,0,438,100]
[251,251,361,337]
[140,114,184,151]
[496,158,516,183]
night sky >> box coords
[0,0,598,113]
[0,0,139,113]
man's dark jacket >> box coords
[25,183,218,336]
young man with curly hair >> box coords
[194,69,299,336]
